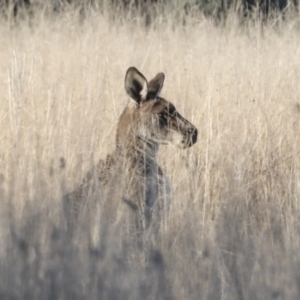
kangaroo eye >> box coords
[167,108,176,117]
[158,113,168,126]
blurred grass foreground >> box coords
[1,1,300,299]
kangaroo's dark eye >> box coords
[158,112,168,118]
[158,113,166,120]
[158,113,168,126]
[167,107,177,118]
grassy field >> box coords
[1,9,300,299]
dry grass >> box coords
[1,10,300,299]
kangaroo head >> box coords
[117,67,197,150]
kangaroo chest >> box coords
[144,159,161,208]
[98,151,162,209]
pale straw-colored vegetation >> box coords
[1,8,300,299]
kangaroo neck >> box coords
[116,136,159,166]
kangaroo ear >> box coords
[147,72,165,99]
[125,67,148,103]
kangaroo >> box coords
[65,67,198,235]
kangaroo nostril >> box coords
[190,128,198,144]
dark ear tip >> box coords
[157,72,165,80]
[126,66,139,75]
